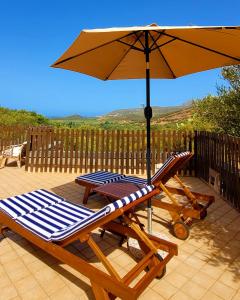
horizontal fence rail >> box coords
[195,131,240,211]
[25,127,194,175]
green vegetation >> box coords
[0,107,49,126]
[192,65,240,136]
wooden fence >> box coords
[0,126,28,152]
[25,127,194,175]
[1,126,240,210]
[195,131,240,211]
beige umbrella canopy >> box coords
[52,24,240,79]
[52,24,240,232]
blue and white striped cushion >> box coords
[121,176,147,185]
[0,189,63,219]
[0,185,155,242]
[151,155,176,183]
[76,152,191,187]
[51,184,154,241]
[77,170,126,184]
[151,151,190,183]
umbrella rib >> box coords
[149,31,164,50]
[134,32,145,49]
[104,31,146,80]
[117,40,144,52]
[151,38,177,51]
[149,32,176,78]
[52,31,142,66]
[152,30,240,62]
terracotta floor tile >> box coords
[232,290,240,300]
[219,270,240,290]
[175,262,199,278]
[164,271,189,289]
[20,285,48,300]
[34,268,66,296]
[210,281,236,300]
[7,265,31,282]
[191,270,216,289]
[201,290,224,300]
[151,278,178,299]
[14,274,38,295]
[181,280,207,300]
[0,285,18,300]
[0,272,12,289]
[49,286,77,300]
[170,290,193,300]
[139,288,165,300]
[201,263,225,279]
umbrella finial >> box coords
[148,23,158,27]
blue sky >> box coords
[0,0,239,117]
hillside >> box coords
[102,105,188,121]
[0,107,49,126]
[49,105,193,130]
[154,107,193,125]
[51,114,82,120]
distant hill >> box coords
[102,105,190,121]
[51,114,82,120]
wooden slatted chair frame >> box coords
[0,188,177,300]
[151,153,214,239]
[76,152,214,240]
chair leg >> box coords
[0,157,7,169]
[91,281,110,300]
[83,186,91,204]
[173,175,198,206]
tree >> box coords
[193,65,240,136]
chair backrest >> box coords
[161,152,193,184]
[151,151,192,185]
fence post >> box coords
[194,130,198,177]
[25,127,31,172]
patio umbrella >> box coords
[51,24,240,232]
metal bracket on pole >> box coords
[144,106,152,120]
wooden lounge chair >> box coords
[0,142,27,168]
[76,152,183,204]
[0,187,177,300]
[76,152,214,240]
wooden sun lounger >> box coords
[0,187,177,300]
[76,152,214,240]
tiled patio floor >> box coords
[0,166,239,300]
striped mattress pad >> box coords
[76,151,190,186]
[0,186,154,242]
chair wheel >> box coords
[200,209,207,220]
[145,254,166,279]
[172,221,190,240]
[198,204,208,220]
[155,254,166,279]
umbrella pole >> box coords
[144,31,153,233]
